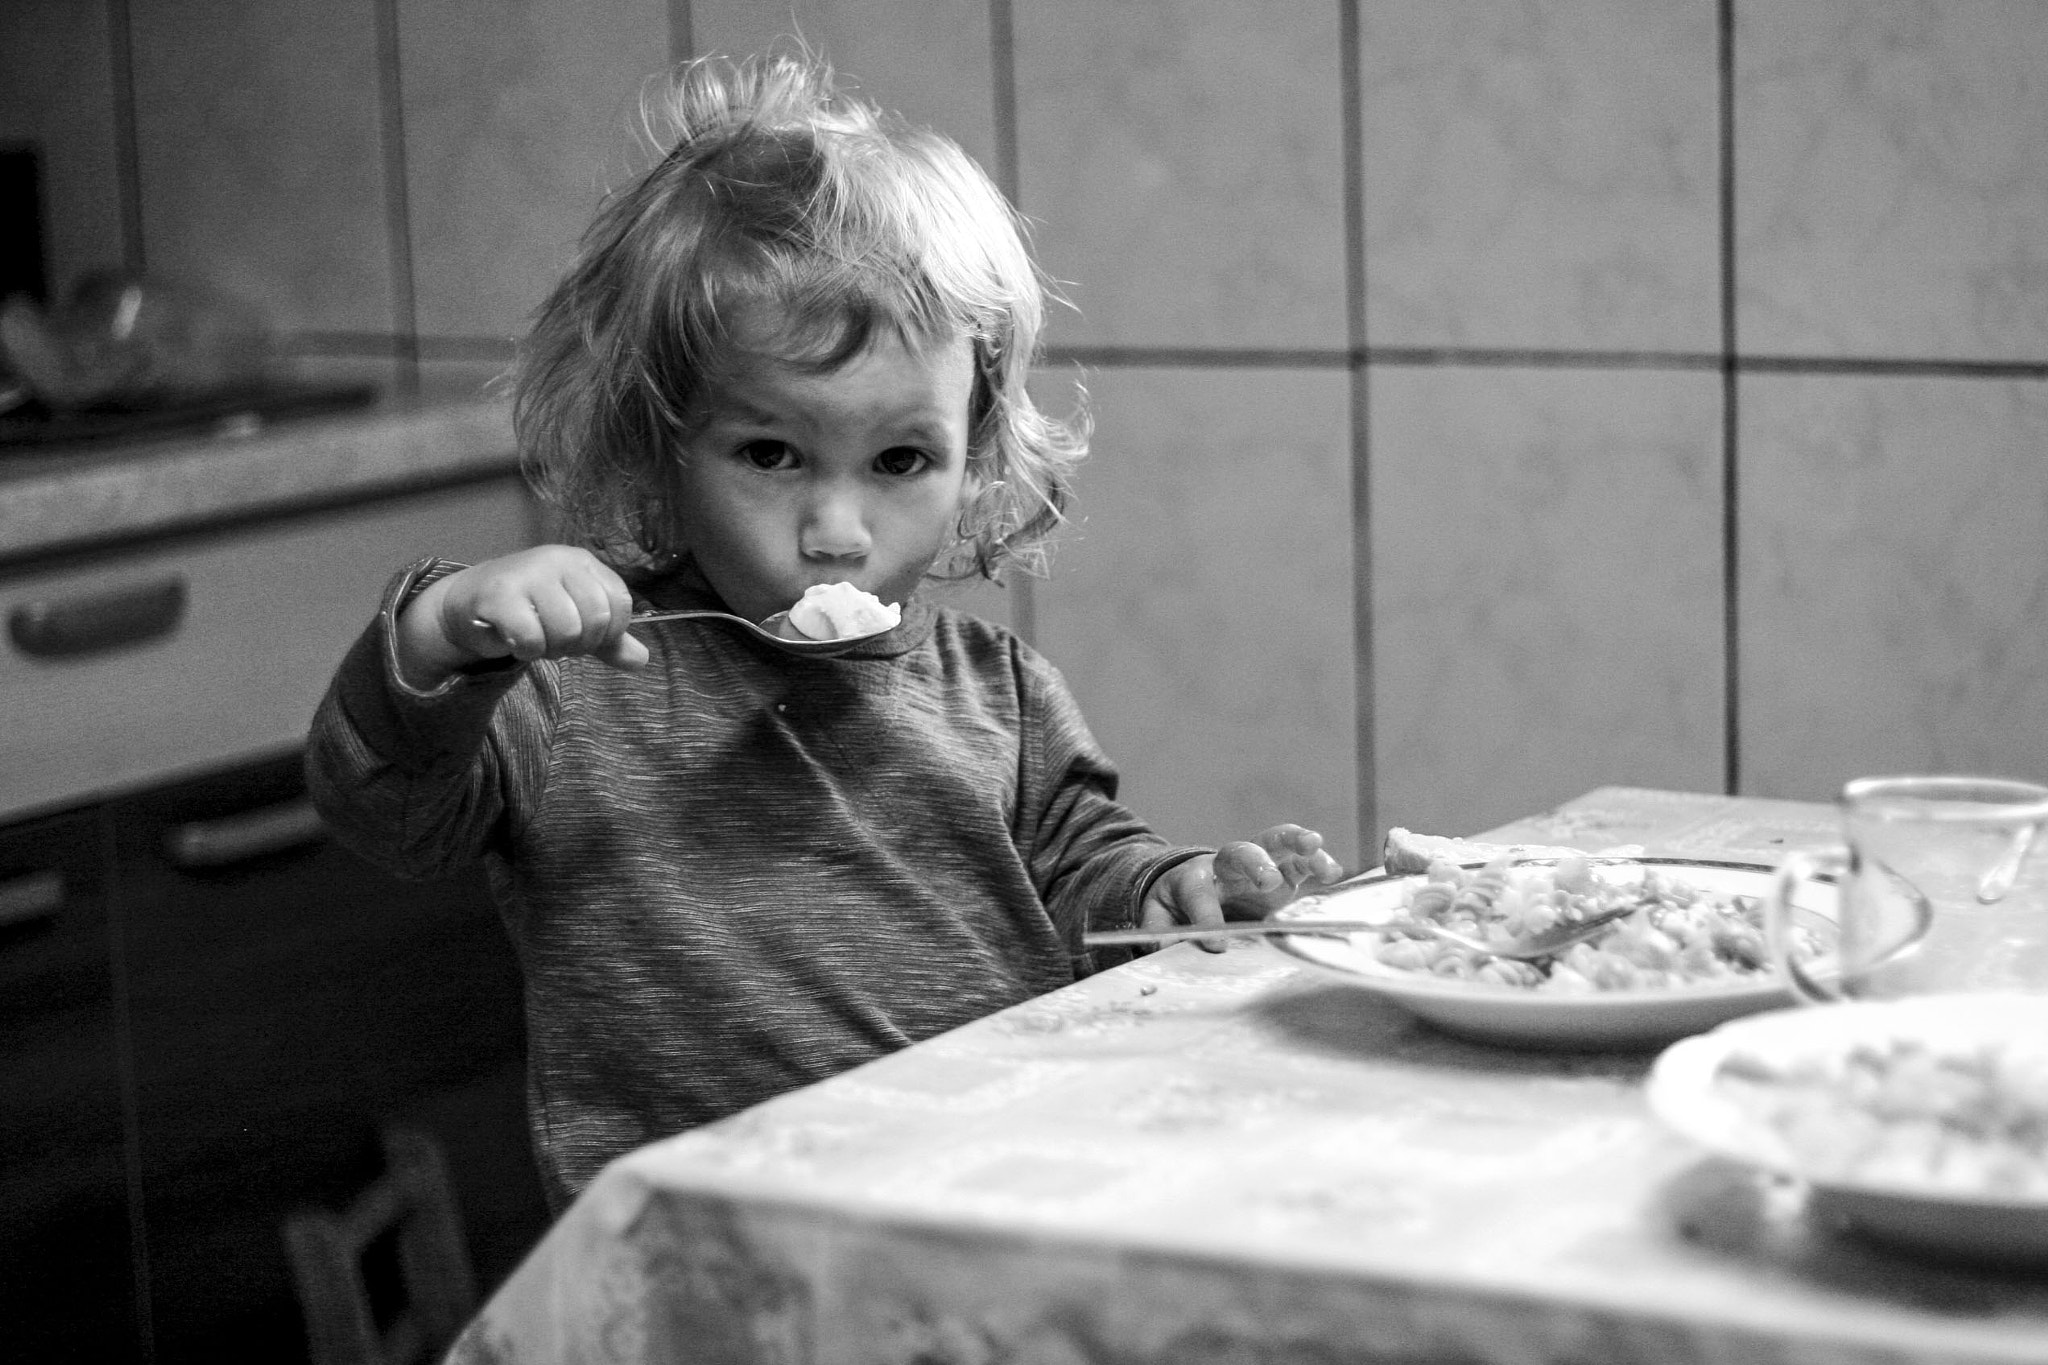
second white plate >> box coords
[1646,992,2048,1265]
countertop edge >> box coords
[0,399,522,566]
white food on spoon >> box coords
[783,582,902,641]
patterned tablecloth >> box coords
[448,788,2048,1365]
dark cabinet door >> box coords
[0,807,141,1362]
[114,753,544,1364]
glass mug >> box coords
[1765,775,2048,1004]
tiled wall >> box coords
[9,2,2048,865]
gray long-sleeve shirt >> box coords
[305,559,1195,1207]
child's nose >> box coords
[799,486,871,559]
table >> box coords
[446,788,2048,1365]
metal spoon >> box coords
[624,607,891,657]
[469,607,891,658]
[1083,901,1643,959]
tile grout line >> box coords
[372,0,420,398]
[105,0,146,275]
[1339,0,1376,857]
[101,810,156,1359]
[1720,0,1741,797]
[989,0,1037,648]
[94,11,159,1340]
[1045,346,2048,379]
[989,0,1020,205]
[669,0,694,66]
[292,338,2048,379]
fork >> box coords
[1081,900,1644,959]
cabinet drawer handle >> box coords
[8,575,189,659]
[164,796,327,869]
[0,869,64,928]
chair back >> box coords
[282,1126,478,1365]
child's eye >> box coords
[874,447,930,477]
[738,439,796,470]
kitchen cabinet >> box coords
[0,763,545,1363]
[0,458,550,1361]
[118,753,542,1362]
[0,807,133,1363]
[2,475,542,820]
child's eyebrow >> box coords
[870,414,968,453]
[703,395,786,428]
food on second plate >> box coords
[1372,854,1820,991]
[783,582,902,641]
[1714,1036,2048,1197]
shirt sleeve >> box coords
[303,556,557,881]
[1011,648,1210,972]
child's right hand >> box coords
[396,545,650,688]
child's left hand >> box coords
[1139,824,1346,953]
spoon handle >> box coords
[627,608,732,625]
[473,607,764,629]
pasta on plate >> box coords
[1375,854,1822,992]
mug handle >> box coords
[1767,848,1846,1004]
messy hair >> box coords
[512,54,1088,581]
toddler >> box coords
[306,54,1341,1210]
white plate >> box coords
[1647,993,2048,1266]
[1269,858,1834,1049]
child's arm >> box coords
[1138,824,1345,953]
[308,546,646,880]
[395,545,649,689]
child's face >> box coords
[672,320,977,625]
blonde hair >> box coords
[512,54,1087,581]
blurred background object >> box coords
[1,269,274,413]
[0,139,49,418]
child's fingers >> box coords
[472,586,582,662]
[452,610,517,659]
[1255,823,1323,858]
[468,596,546,660]
[560,574,626,656]
[520,571,637,660]
[1140,861,1231,952]
[592,630,650,671]
[603,576,636,642]
[1213,829,1344,915]
[463,581,635,666]
[532,582,593,654]
[1299,847,1346,884]
[1248,824,1344,887]
[1214,841,1285,897]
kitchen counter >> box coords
[0,395,534,821]
[0,397,520,570]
